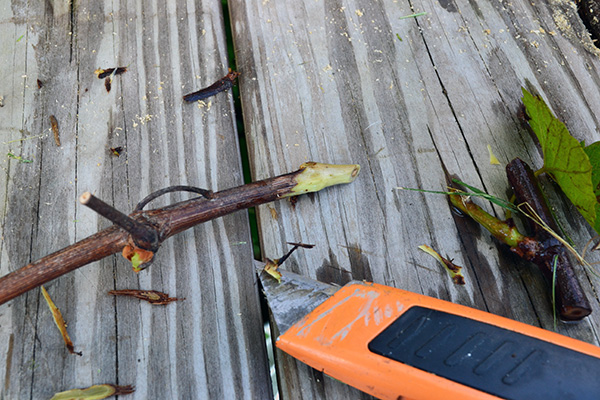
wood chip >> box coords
[418,245,465,285]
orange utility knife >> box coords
[257,268,600,400]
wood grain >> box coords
[229,0,600,398]
[4,0,600,398]
[0,1,270,399]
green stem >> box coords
[449,190,526,248]
[534,166,547,177]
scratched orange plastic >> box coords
[277,282,600,400]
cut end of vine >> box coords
[287,162,360,197]
[79,192,92,205]
[560,305,592,321]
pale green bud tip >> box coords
[287,162,360,197]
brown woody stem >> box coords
[506,158,591,321]
[0,227,127,306]
[0,162,359,306]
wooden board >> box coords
[229,0,600,398]
[0,1,270,399]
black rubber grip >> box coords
[368,306,600,399]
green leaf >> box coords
[584,142,600,200]
[584,142,600,233]
[131,252,143,272]
[522,88,597,231]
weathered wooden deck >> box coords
[2,0,600,399]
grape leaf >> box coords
[584,142,600,233]
[584,142,600,200]
[522,88,598,232]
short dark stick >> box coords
[80,192,159,251]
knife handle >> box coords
[277,282,600,400]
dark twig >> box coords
[506,158,591,321]
[50,115,60,147]
[277,242,316,266]
[183,69,240,102]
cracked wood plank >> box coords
[230,0,600,398]
[0,1,270,399]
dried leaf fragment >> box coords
[108,289,183,305]
[104,77,112,93]
[487,144,499,165]
[41,286,82,356]
[263,259,282,282]
[109,146,123,156]
[418,245,465,285]
[50,115,60,146]
[50,384,134,400]
[94,67,128,79]
[122,245,154,272]
[95,67,127,93]
[269,205,278,220]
